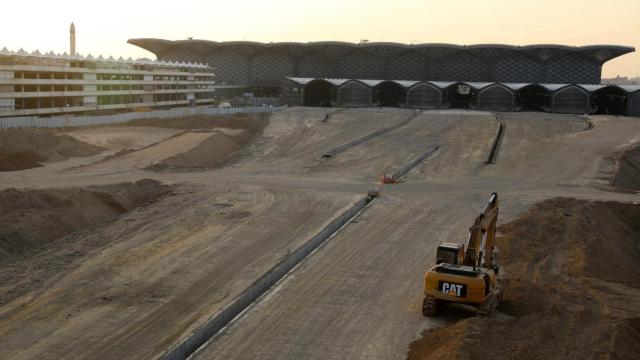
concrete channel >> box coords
[321,111,419,158]
[391,145,440,179]
[160,195,375,360]
[485,113,505,164]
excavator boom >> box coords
[462,193,498,268]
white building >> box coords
[0,48,245,117]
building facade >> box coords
[281,78,640,116]
[0,48,244,118]
[129,39,634,89]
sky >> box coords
[2,0,638,77]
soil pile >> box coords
[108,114,268,171]
[0,179,169,264]
[611,144,640,192]
[0,129,103,171]
[408,198,640,360]
[149,131,245,171]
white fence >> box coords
[0,105,287,129]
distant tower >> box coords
[70,22,76,55]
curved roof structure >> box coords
[129,39,635,85]
[285,78,640,95]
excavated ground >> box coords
[407,198,640,360]
[0,179,170,303]
[70,113,268,173]
[0,129,103,171]
[611,143,640,193]
[1,109,640,360]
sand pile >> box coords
[0,129,103,171]
[408,198,640,360]
[95,114,268,172]
[611,144,640,192]
[0,179,169,264]
[149,131,245,171]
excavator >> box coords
[422,192,503,317]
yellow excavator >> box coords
[422,192,503,317]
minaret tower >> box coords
[70,22,76,56]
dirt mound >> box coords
[0,129,103,171]
[0,179,169,264]
[0,151,45,171]
[148,130,253,171]
[408,198,640,360]
[611,144,640,192]
[84,114,268,172]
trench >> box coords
[391,145,440,179]
[321,111,419,158]
[485,113,505,164]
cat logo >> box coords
[440,282,465,297]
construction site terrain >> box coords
[1,108,639,360]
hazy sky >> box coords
[2,0,638,77]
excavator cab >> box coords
[435,243,464,265]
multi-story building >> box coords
[0,48,232,117]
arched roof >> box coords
[584,84,640,94]
[284,77,316,86]
[340,79,376,88]
[391,80,421,88]
[477,83,515,94]
[552,85,589,96]
[618,85,640,93]
[285,77,350,87]
[578,84,608,93]
[428,81,458,89]
[464,82,494,90]
[285,78,640,95]
[539,83,574,92]
[407,81,442,92]
[357,79,385,87]
[502,83,532,91]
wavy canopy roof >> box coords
[128,39,635,85]
[129,38,634,63]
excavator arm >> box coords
[462,193,499,268]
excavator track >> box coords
[422,296,438,317]
[475,289,503,318]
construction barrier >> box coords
[0,105,287,129]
